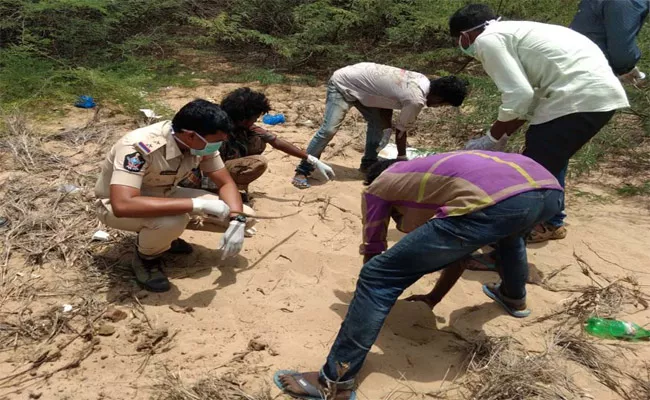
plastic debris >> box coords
[57,184,80,194]
[139,109,162,119]
[62,304,73,313]
[262,113,286,125]
[378,143,436,161]
[74,95,96,109]
[92,230,110,241]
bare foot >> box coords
[404,294,438,310]
[278,371,353,400]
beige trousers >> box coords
[97,187,255,257]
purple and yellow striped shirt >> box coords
[360,151,563,255]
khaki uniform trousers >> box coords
[97,187,255,257]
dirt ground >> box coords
[1,82,649,400]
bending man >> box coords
[451,3,629,243]
[292,62,468,188]
[275,151,562,399]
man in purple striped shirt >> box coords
[275,151,562,400]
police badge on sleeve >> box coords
[123,152,146,172]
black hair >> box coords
[221,87,271,123]
[449,3,496,38]
[363,159,403,186]
[429,76,469,107]
[172,99,233,137]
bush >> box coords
[190,0,582,70]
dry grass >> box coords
[152,368,272,400]
[458,334,582,400]
[627,362,650,400]
[551,329,632,399]
[0,114,136,393]
[531,278,649,327]
[453,327,650,400]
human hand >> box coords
[219,220,245,260]
[192,198,230,220]
[464,130,509,152]
[307,155,335,180]
[403,294,438,310]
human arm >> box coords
[489,119,527,140]
[109,148,227,218]
[268,137,309,159]
[395,103,422,157]
[268,135,335,179]
[395,129,408,158]
[464,35,534,149]
[404,260,467,309]
[603,0,647,76]
[205,167,243,217]
[359,190,392,261]
[477,35,535,127]
[202,156,247,259]
[110,185,194,218]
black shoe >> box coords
[132,254,170,292]
[167,238,193,255]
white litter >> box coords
[378,143,436,161]
[62,304,73,313]
[92,230,110,241]
[139,109,162,119]
[57,184,80,194]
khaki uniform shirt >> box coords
[95,121,225,202]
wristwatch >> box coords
[230,215,247,223]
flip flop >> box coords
[273,370,357,400]
[292,176,311,189]
[482,283,531,318]
[466,253,497,271]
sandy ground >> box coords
[1,83,649,400]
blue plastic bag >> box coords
[75,95,96,109]
[262,113,285,125]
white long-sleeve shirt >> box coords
[331,63,430,131]
[474,21,629,125]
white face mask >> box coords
[457,18,501,58]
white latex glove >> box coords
[619,66,646,84]
[219,220,245,260]
[376,128,394,152]
[464,130,509,152]
[307,155,336,180]
[191,198,230,220]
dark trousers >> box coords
[523,111,615,225]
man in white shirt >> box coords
[449,3,629,242]
[292,62,468,188]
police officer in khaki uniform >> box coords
[95,99,255,292]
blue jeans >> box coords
[295,81,389,176]
[548,163,567,227]
[320,189,563,387]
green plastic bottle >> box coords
[585,317,650,340]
